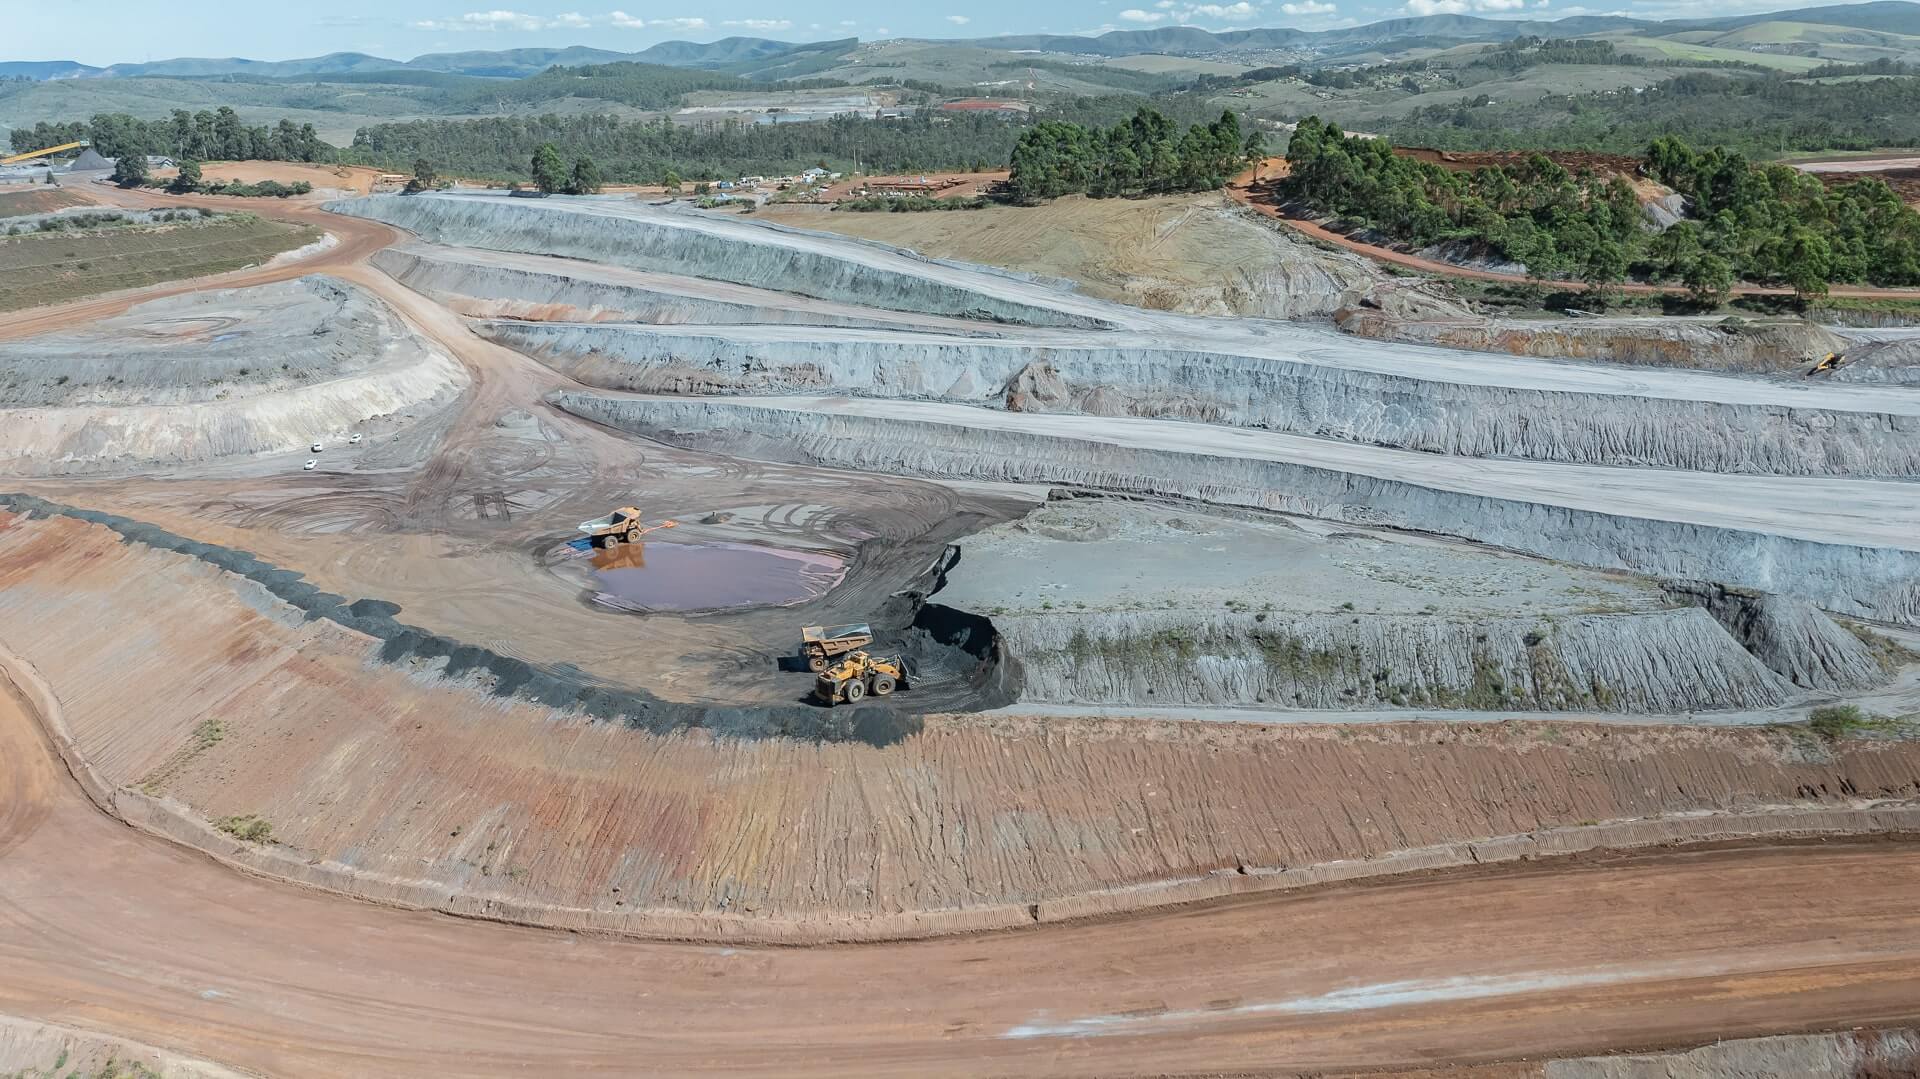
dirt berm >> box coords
[552,393,1920,628]
[497,320,1920,477]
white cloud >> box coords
[1183,1,1259,18]
[1155,0,1177,7]
[1475,0,1525,9]
[553,11,590,27]
[410,9,558,31]
[1119,7,1167,20]
[1281,0,1336,13]
[608,12,707,30]
[1403,0,1468,13]
[946,13,971,23]
[840,18,858,26]
[875,26,891,34]
[724,18,792,29]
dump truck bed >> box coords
[802,623,873,644]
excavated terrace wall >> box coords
[331,194,1108,328]
[0,351,466,474]
[999,607,1804,712]
[371,245,947,331]
[555,394,1920,627]
[0,276,471,473]
[504,323,1920,477]
[0,277,403,409]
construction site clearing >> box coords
[1,177,1919,1077]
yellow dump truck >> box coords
[577,506,675,548]
[799,623,874,672]
[813,651,910,706]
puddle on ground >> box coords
[571,540,846,612]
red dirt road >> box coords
[6,667,1920,1076]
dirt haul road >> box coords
[6,677,1920,1077]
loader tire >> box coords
[871,674,895,697]
[845,680,866,703]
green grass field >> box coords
[0,215,318,311]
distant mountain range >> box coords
[9,1,1920,81]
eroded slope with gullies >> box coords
[935,499,1916,715]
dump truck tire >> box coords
[808,653,828,673]
[845,680,865,703]
[871,674,895,696]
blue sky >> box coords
[6,0,1870,66]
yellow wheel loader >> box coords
[813,650,910,706]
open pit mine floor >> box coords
[3,187,1920,1076]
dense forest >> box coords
[1005,107,1262,202]
[1383,67,1920,157]
[1279,116,1920,297]
[343,96,1234,182]
[346,111,1018,181]
[9,109,329,162]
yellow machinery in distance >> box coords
[813,650,910,706]
[2,141,87,166]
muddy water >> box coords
[575,540,846,612]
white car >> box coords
[311,442,323,452]
[303,459,318,471]
[348,433,363,444]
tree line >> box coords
[1005,106,1263,203]
[1383,68,1920,157]
[9,108,329,163]
[345,110,1024,182]
[1280,116,1920,300]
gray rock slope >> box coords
[497,321,1920,477]
[371,244,994,332]
[332,193,1111,328]
[1001,607,1798,712]
[552,393,1920,627]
